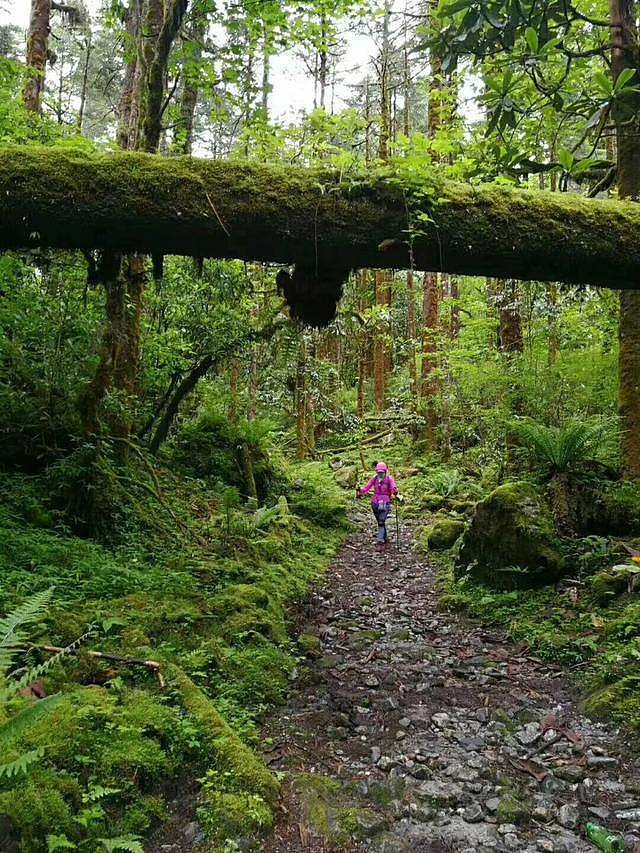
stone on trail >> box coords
[557,803,580,829]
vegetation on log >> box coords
[2,147,640,301]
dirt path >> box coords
[261,515,640,853]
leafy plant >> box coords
[510,418,606,475]
[0,589,68,779]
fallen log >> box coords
[1,147,640,324]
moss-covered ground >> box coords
[0,449,349,852]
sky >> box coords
[4,0,481,125]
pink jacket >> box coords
[360,474,397,506]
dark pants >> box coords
[372,502,391,543]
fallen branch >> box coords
[21,643,166,688]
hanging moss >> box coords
[2,147,640,325]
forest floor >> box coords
[261,512,640,853]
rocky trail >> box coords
[261,514,640,853]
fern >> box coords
[0,747,45,779]
[0,693,63,750]
[511,419,605,474]
[0,591,77,781]
[0,586,52,674]
[97,836,144,853]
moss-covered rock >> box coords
[456,481,565,589]
[426,517,466,550]
[589,567,636,604]
[333,465,358,490]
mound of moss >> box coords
[425,517,466,550]
[456,481,565,589]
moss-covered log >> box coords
[2,146,640,303]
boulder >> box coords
[456,481,565,589]
[426,517,466,550]
[333,466,358,490]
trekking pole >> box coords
[395,499,400,547]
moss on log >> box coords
[2,146,640,319]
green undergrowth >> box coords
[0,451,348,852]
[439,555,640,735]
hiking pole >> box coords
[395,499,400,548]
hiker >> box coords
[357,462,398,544]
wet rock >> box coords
[586,754,618,770]
[371,746,382,763]
[378,756,397,771]
[462,803,484,823]
[416,779,464,807]
[557,803,580,829]
[616,808,640,821]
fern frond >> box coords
[97,836,144,853]
[511,419,604,474]
[46,835,77,852]
[0,693,64,745]
[0,629,92,703]
[0,588,53,675]
[0,747,44,779]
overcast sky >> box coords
[4,0,480,124]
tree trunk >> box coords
[373,269,392,412]
[318,13,328,109]
[229,358,240,422]
[175,16,205,155]
[378,0,392,162]
[295,335,308,459]
[7,151,640,292]
[449,275,460,339]
[547,281,559,364]
[407,269,417,398]
[498,279,523,353]
[305,332,316,456]
[149,353,215,452]
[421,270,440,444]
[610,0,640,477]
[239,440,258,502]
[23,0,51,113]
[77,30,92,132]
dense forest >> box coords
[1,0,640,848]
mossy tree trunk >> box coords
[611,0,640,478]
[295,335,308,460]
[373,269,392,412]
[23,0,51,113]
[6,150,640,291]
[421,270,440,446]
[406,269,417,400]
[498,279,524,353]
[174,15,205,155]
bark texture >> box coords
[23,0,51,112]
[610,0,640,477]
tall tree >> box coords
[611,0,640,477]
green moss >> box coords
[3,146,640,299]
[589,568,633,605]
[495,780,531,825]
[456,481,565,589]
[0,774,76,848]
[298,632,322,656]
[165,664,279,805]
[425,517,466,550]
[197,790,273,841]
